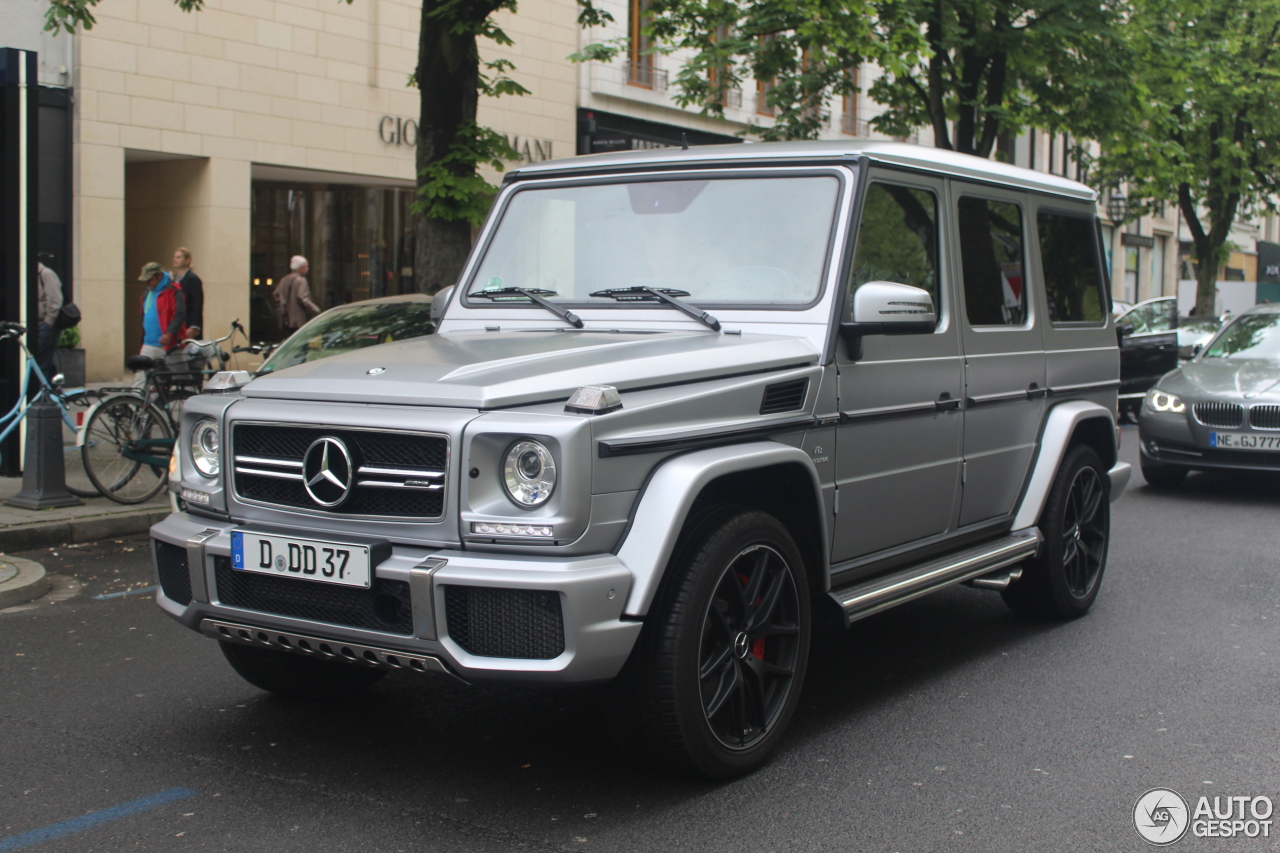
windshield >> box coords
[261,300,435,372]
[467,175,841,307]
[1202,312,1280,361]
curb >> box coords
[0,509,170,554]
[0,555,49,609]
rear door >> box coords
[950,182,1045,527]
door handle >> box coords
[936,393,961,412]
[1026,383,1048,400]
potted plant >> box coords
[53,327,85,387]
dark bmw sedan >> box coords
[1138,304,1280,486]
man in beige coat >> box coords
[272,255,321,333]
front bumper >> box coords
[1139,412,1280,473]
[150,513,641,685]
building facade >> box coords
[9,0,579,381]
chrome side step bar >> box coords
[200,618,465,683]
[829,530,1041,626]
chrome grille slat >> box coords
[236,455,303,468]
[1249,405,1280,430]
[357,465,444,478]
[234,466,304,480]
[1193,401,1244,428]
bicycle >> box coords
[81,321,246,505]
[0,321,107,497]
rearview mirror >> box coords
[840,281,936,359]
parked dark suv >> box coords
[154,142,1130,777]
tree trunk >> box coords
[414,1,483,295]
[1193,236,1220,318]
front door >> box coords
[832,173,964,562]
[950,183,1045,526]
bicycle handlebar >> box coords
[0,321,27,337]
[187,319,243,348]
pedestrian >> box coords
[137,261,186,362]
[272,255,321,334]
[35,262,63,382]
[171,247,203,339]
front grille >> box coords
[214,557,413,635]
[232,424,447,519]
[443,586,565,660]
[154,540,192,605]
[1193,401,1244,428]
[760,378,809,415]
[1250,405,1280,430]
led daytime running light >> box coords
[1145,389,1186,414]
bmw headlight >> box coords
[1144,389,1186,414]
[190,418,221,477]
[502,439,556,508]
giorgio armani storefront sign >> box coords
[377,115,553,163]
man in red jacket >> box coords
[137,261,186,361]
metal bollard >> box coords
[6,390,83,509]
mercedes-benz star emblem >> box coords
[302,437,354,507]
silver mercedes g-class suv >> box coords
[153,141,1130,778]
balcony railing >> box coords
[627,61,668,91]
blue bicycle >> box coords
[0,321,103,497]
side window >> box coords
[848,182,938,316]
[957,196,1026,327]
[1039,211,1107,324]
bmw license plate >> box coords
[1209,432,1280,450]
[230,530,371,588]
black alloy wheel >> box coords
[615,507,811,778]
[1059,464,1107,598]
[1002,444,1111,619]
[699,543,803,750]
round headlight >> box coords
[502,439,556,508]
[1144,388,1186,413]
[190,418,220,478]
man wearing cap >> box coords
[137,261,186,362]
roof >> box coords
[508,140,1096,202]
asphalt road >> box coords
[3,427,1278,852]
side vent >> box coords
[760,378,809,415]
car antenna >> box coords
[681,133,689,150]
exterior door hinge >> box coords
[962,461,967,484]
[833,485,839,515]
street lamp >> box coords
[1107,192,1128,225]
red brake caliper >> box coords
[751,637,766,660]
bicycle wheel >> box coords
[82,394,173,504]
[57,389,101,497]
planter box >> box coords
[54,347,85,387]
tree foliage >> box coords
[576,0,1127,153]
[1091,0,1280,316]
[46,0,528,295]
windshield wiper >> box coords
[466,287,583,328]
[588,286,721,332]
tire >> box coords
[618,507,811,778]
[81,394,173,504]
[220,642,386,700]
[58,390,100,497]
[1141,460,1186,488]
[1003,444,1110,619]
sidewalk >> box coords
[0,476,169,553]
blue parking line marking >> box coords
[0,788,196,852]
[92,585,159,601]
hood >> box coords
[243,329,821,409]
[1163,358,1280,400]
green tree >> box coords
[576,0,1127,153]
[45,0,528,294]
[1091,0,1280,317]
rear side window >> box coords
[957,197,1026,326]
[1038,212,1107,324]
[848,183,939,314]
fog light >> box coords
[472,522,554,538]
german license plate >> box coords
[1210,432,1280,450]
[230,530,371,588]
